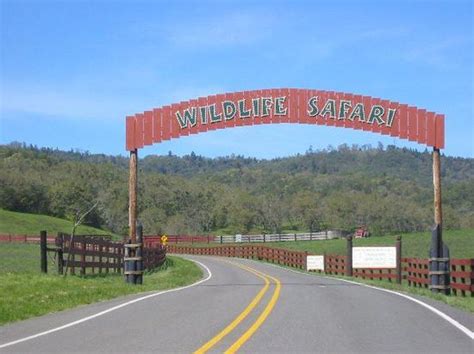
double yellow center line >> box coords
[194,261,281,354]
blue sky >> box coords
[1,0,472,158]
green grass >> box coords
[0,243,203,325]
[0,209,118,238]
[0,243,41,274]
[0,256,202,325]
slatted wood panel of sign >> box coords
[126,88,445,151]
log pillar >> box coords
[433,148,442,226]
[129,149,138,243]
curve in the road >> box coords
[262,260,474,340]
[223,263,282,353]
[194,261,271,353]
[194,260,282,353]
[1,256,473,353]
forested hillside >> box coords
[1,143,473,236]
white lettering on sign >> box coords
[352,247,397,269]
[307,255,325,271]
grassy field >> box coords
[0,243,203,325]
[0,209,119,238]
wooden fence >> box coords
[144,230,347,245]
[167,244,307,269]
[403,257,474,296]
[57,234,124,275]
[0,234,56,244]
[53,234,166,275]
[143,245,167,270]
[166,244,473,296]
[0,234,112,244]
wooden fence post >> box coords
[56,233,64,275]
[396,236,402,284]
[81,238,86,275]
[346,236,353,277]
[40,231,47,273]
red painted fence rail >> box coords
[165,245,473,296]
[0,234,56,244]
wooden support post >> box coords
[430,148,450,294]
[129,149,138,244]
[346,236,353,277]
[433,148,442,227]
[81,238,86,275]
[56,233,64,275]
[396,236,402,284]
[40,230,47,273]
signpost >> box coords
[306,255,325,271]
[352,247,397,269]
[125,87,446,287]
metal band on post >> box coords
[124,225,144,284]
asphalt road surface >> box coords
[1,256,473,353]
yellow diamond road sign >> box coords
[161,235,168,245]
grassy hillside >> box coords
[0,209,113,237]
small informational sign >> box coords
[161,235,168,246]
[353,247,396,268]
[235,234,242,243]
[307,255,325,271]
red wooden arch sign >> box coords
[125,88,446,259]
[125,88,445,151]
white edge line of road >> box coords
[242,258,474,340]
[0,259,212,349]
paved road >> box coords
[1,256,473,353]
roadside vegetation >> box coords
[0,243,202,325]
[2,143,473,237]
